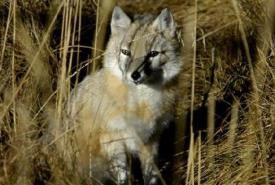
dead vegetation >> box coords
[0,0,274,184]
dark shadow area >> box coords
[184,98,233,146]
[50,13,96,88]
[158,121,176,183]
[125,121,176,185]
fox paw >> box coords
[149,178,158,185]
[146,176,158,185]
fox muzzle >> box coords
[131,59,152,84]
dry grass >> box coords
[0,0,274,184]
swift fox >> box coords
[64,6,182,184]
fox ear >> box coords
[153,8,176,37]
[111,6,131,34]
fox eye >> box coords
[121,49,131,56]
[148,51,159,57]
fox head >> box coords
[104,6,182,86]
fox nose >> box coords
[131,71,141,81]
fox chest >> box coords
[127,90,163,121]
[102,72,173,122]
[127,86,175,133]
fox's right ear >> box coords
[111,6,131,34]
[152,8,176,37]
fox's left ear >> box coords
[153,8,176,37]
[111,6,131,34]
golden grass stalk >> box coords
[0,0,12,71]
[227,100,239,150]
[190,0,197,129]
[91,0,116,72]
[12,0,17,134]
[206,91,215,169]
[197,132,201,185]
[185,127,195,185]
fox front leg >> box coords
[139,143,159,185]
[110,152,128,185]
[102,138,128,184]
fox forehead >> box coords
[121,21,157,58]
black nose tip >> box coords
[131,71,141,81]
